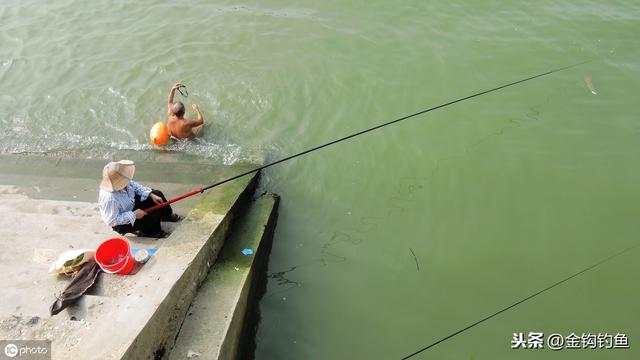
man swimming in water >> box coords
[167,82,205,139]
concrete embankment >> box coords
[0,154,279,359]
[169,193,279,360]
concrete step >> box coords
[0,169,233,206]
[168,193,280,360]
[0,193,181,316]
[0,154,262,359]
[0,153,254,186]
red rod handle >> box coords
[144,188,204,213]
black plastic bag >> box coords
[50,261,102,316]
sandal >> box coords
[140,230,169,239]
[164,213,183,222]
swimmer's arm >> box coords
[191,104,205,127]
[167,82,182,116]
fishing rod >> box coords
[143,60,590,214]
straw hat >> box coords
[100,160,135,192]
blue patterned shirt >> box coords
[98,180,152,227]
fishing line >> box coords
[400,243,639,359]
[144,60,591,213]
[409,248,420,271]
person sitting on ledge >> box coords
[167,82,205,139]
[98,160,182,238]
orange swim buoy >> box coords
[150,122,169,145]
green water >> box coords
[2,1,640,358]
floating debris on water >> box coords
[584,76,597,95]
[187,350,202,358]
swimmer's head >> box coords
[171,101,185,117]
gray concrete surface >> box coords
[0,154,260,359]
[169,193,279,360]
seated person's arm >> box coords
[130,180,152,201]
[167,82,182,116]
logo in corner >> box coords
[4,343,18,357]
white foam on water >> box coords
[1,121,262,165]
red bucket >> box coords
[95,238,134,275]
